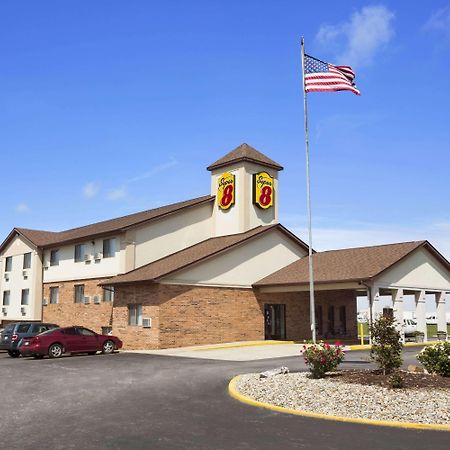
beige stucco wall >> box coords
[163,229,307,288]
[376,247,450,291]
[134,202,213,268]
[210,161,279,237]
[0,234,42,321]
[43,236,124,283]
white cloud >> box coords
[423,6,450,38]
[15,202,30,213]
[107,186,127,201]
[316,5,395,67]
[82,181,100,199]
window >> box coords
[77,327,96,336]
[128,304,143,326]
[50,287,59,304]
[103,238,116,258]
[2,291,10,306]
[31,324,49,334]
[103,287,114,302]
[50,249,60,266]
[62,327,78,335]
[23,252,32,269]
[21,289,30,306]
[101,326,112,335]
[74,244,86,263]
[74,284,85,303]
[5,256,12,272]
[17,324,31,333]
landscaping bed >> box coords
[236,371,450,425]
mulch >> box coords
[328,370,450,390]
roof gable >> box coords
[207,143,283,171]
[254,240,435,287]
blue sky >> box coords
[1,1,450,261]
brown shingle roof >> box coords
[1,195,214,251]
[207,143,283,171]
[100,224,307,285]
[254,240,444,287]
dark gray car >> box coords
[0,322,59,357]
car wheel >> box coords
[7,350,20,358]
[102,340,115,354]
[48,343,64,359]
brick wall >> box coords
[43,278,113,334]
[112,283,160,349]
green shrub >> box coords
[416,342,450,377]
[370,315,403,375]
[302,342,345,379]
[388,370,404,389]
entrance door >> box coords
[264,304,286,340]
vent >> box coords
[4,273,9,281]
[21,307,26,316]
[83,296,91,304]
[142,318,152,328]
[43,261,50,269]
[1,307,7,316]
[22,270,28,279]
[42,298,48,306]
[93,295,101,304]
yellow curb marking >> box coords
[192,341,298,351]
[228,375,450,432]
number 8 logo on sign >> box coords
[217,172,235,210]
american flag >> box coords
[304,54,360,96]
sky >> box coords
[1,0,450,267]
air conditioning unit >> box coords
[22,270,28,279]
[142,318,152,328]
[4,273,9,281]
[93,295,101,304]
[2,307,7,316]
[84,254,92,263]
[42,298,48,306]
[21,307,26,316]
[94,252,103,261]
[83,296,91,304]
[43,261,50,269]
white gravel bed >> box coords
[236,372,450,425]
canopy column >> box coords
[392,288,405,343]
[414,290,428,342]
[435,291,447,334]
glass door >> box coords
[264,304,286,340]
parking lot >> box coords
[0,348,448,450]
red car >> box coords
[19,326,122,359]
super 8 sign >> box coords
[253,171,274,209]
[217,172,235,210]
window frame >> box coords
[50,286,60,304]
[74,244,86,263]
[50,249,60,266]
[102,238,116,258]
[103,287,114,302]
[21,288,30,306]
[5,256,12,272]
[74,284,85,303]
[2,290,10,306]
[23,252,32,270]
[128,304,143,326]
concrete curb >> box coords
[346,341,438,351]
[228,375,450,432]
[192,340,297,351]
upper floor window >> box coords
[5,256,12,272]
[23,252,32,270]
[50,287,59,304]
[74,284,85,303]
[50,249,60,266]
[21,289,30,306]
[103,238,116,258]
[74,244,86,263]
[103,287,114,302]
[2,291,10,306]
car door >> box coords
[76,327,100,352]
[60,327,82,352]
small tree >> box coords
[370,315,403,375]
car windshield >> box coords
[38,328,60,336]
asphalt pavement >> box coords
[0,347,447,450]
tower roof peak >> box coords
[207,143,283,172]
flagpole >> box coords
[301,37,316,343]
